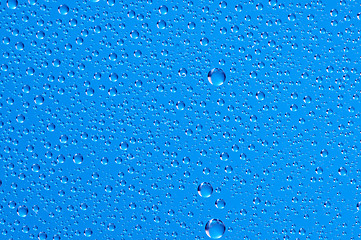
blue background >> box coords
[0,0,361,239]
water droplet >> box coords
[47,123,56,132]
[58,4,69,15]
[256,91,265,101]
[315,167,323,175]
[84,228,93,237]
[205,219,226,239]
[288,13,296,21]
[178,68,187,77]
[120,141,129,150]
[338,167,347,176]
[7,0,18,9]
[34,95,45,105]
[159,5,168,15]
[157,20,166,29]
[38,232,47,240]
[107,223,116,231]
[17,205,28,217]
[130,30,139,39]
[215,199,226,209]
[197,182,213,198]
[73,154,83,164]
[176,101,185,110]
[303,96,312,103]
[220,152,229,161]
[320,149,328,158]
[16,114,25,123]
[200,37,209,46]
[15,42,24,51]
[208,68,226,86]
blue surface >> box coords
[0,0,361,239]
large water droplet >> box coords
[158,5,168,15]
[17,205,28,217]
[338,167,347,176]
[320,149,328,157]
[197,182,213,198]
[34,95,45,105]
[205,219,226,239]
[58,4,70,15]
[208,68,226,86]
[7,0,18,9]
[256,91,265,100]
[84,228,93,237]
[73,154,83,164]
[38,232,47,240]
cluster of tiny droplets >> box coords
[0,0,361,239]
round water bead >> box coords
[197,182,213,198]
[205,219,226,239]
[208,68,226,86]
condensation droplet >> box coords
[207,68,226,86]
[205,219,226,239]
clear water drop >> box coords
[205,219,226,239]
[208,68,226,86]
[197,182,213,198]
[215,199,226,209]
[256,91,265,100]
[73,154,83,164]
[7,0,18,9]
[17,205,29,217]
[58,4,69,15]
[34,95,45,105]
[159,5,168,15]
